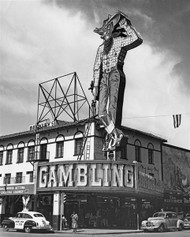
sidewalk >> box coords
[56,228,143,235]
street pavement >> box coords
[56,228,143,235]
[0,227,143,236]
[1,228,190,237]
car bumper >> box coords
[184,224,190,229]
[32,225,53,231]
[141,226,157,231]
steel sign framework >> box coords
[36,72,92,126]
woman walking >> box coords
[71,211,78,233]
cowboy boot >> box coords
[111,128,124,148]
[102,133,110,152]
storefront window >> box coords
[63,193,137,229]
[37,194,53,224]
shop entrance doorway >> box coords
[64,193,137,229]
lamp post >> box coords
[133,161,138,190]
[133,161,140,230]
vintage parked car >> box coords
[2,211,53,233]
[183,216,190,229]
[141,211,184,232]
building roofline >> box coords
[0,118,94,141]
[0,118,167,143]
[163,143,190,152]
[121,125,167,142]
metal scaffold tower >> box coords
[28,72,96,162]
[36,72,93,126]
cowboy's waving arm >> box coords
[92,45,102,98]
[118,18,143,49]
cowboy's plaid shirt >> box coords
[93,25,143,86]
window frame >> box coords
[135,140,141,162]
[4,173,11,184]
[6,149,13,164]
[17,147,24,163]
[28,145,35,161]
[148,143,154,164]
[74,138,83,156]
[40,138,48,161]
[74,132,83,156]
[26,171,34,182]
[40,143,47,160]
[16,172,23,183]
[56,140,64,158]
[0,150,3,165]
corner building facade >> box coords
[0,119,166,230]
[162,144,190,216]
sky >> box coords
[0,0,190,149]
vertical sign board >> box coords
[53,193,59,215]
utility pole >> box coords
[60,193,67,231]
[133,161,140,230]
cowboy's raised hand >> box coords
[119,18,127,28]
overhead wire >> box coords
[123,113,190,120]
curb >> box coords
[55,229,144,235]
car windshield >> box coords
[153,212,165,217]
[34,214,44,217]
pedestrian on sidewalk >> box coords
[62,215,67,230]
[71,211,78,233]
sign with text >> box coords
[0,184,35,196]
[138,171,164,195]
[164,193,190,205]
[37,162,134,191]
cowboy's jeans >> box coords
[98,67,126,133]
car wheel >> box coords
[24,226,32,233]
[158,224,165,232]
[3,225,9,231]
[178,223,183,231]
